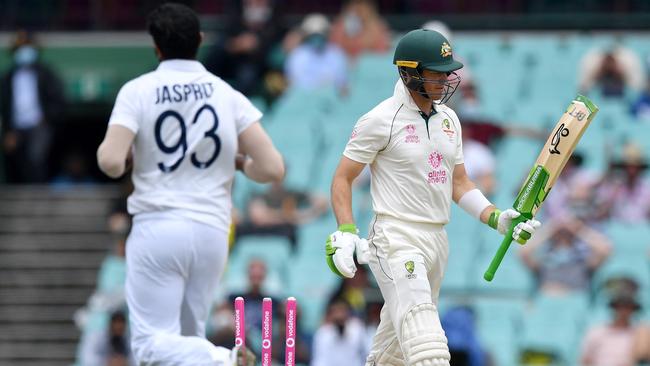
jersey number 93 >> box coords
[154,104,221,172]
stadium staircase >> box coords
[0,185,120,366]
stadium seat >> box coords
[520,293,589,365]
[474,296,525,366]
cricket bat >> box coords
[484,95,599,282]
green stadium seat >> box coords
[474,297,525,366]
[520,293,589,365]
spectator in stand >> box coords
[285,14,349,94]
[520,217,611,296]
[329,264,373,317]
[235,178,328,253]
[228,259,280,335]
[580,293,644,366]
[1,30,65,183]
[311,298,367,366]
[579,40,645,98]
[78,310,135,366]
[329,0,391,59]
[543,153,599,223]
[595,143,650,223]
[204,0,286,96]
[630,74,650,119]
[440,306,490,366]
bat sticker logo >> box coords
[567,105,586,121]
[549,123,570,155]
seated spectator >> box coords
[595,143,650,223]
[519,217,611,296]
[329,264,374,317]
[51,150,96,188]
[311,298,367,366]
[285,14,349,94]
[630,75,650,119]
[329,0,391,59]
[579,40,645,98]
[543,153,599,223]
[441,306,489,366]
[78,310,135,366]
[580,293,644,366]
[228,259,280,335]
[235,179,328,253]
[462,130,496,198]
[204,0,287,96]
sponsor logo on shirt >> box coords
[427,151,447,184]
[405,124,419,143]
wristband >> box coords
[488,209,501,230]
[458,188,492,219]
[338,223,358,234]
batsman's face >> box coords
[420,70,447,94]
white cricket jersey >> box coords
[344,80,464,225]
[108,60,261,229]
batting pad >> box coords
[401,303,450,366]
[367,338,405,366]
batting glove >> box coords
[325,224,369,278]
[489,208,542,244]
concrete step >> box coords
[0,252,105,269]
[0,305,79,322]
[0,199,111,217]
[0,269,99,287]
[0,234,112,251]
[0,323,79,341]
[0,359,72,366]
[0,342,76,360]
[0,288,91,305]
[0,217,108,234]
[0,185,121,200]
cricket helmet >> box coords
[393,29,463,104]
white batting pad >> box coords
[401,303,451,366]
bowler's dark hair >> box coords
[147,3,201,60]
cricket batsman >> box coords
[326,29,541,366]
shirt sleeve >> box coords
[108,80,141,133]
[232,89,263,135]
[343,113,389,164]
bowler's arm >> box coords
[97,125,135,178]
[331,156,366,226]
[452,163,496,224]
[238,121,285,183]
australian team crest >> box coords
[441,118,455,139]
[440,42,452,57]
[405,260,417,279]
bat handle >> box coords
[483,214,527,281]
[484,234,513,281]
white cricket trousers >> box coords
[365,215,451,366]
[126,212,229,366]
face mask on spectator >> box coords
[14,46,37,66]
[244,5,271,24]
[343,13,362,36]
[306,34,327,51]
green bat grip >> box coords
[484,214,527,281]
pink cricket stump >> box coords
[234,297,246,349]
[285,297,297,366]
[261,297,273,366]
